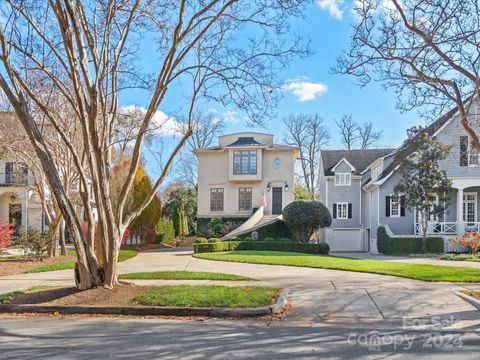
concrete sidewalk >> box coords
[1,248,480,325]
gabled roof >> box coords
[375,104,460,182]
[226,136,265,147]
[321,149,395,176]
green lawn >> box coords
[194,251,480,282]
[120,271,254,281]
[0,285,52,303]
[133,285,279,308]
[25,250,138,273]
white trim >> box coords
[359,180,362,223]
[332,157,356,172]
[336,202,349,219]
[335,173,352,186]
[389,194,400,217]
[463,192,477,223]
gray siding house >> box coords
[319,100,480,253]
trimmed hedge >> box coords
[377,226,444,255]
[193,241,330,255]
[196,217,246,238]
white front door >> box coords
[463,192,477,225]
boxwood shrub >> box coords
[193,241,330,255]
[194,237,208,244]
[377,226,444,255]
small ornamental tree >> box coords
[394,127,452,253]
[283,201,332,243]
[0,217,13,253]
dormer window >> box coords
[371,163,383,181]
[335,173,351,186]
[233,150,257,174]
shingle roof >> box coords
[376,104,460,181]
[226,136,265,147]
[321,149,395,176]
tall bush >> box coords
[283,201,331,242]
[155,217,175,245]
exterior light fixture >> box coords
[266,182,271,192]
[10,194,16,202]
[284,181,289,192]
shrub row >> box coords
[377,226,444,255]
[193,240,330,255]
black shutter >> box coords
[400,196,406,217]
[348,203,352,219]
[460,136,469,166]
[385,196,391,217]
[333,204,337,219]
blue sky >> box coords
[120,1,427,180]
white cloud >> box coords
[208,108,239,124]
[283,79,328,102]
[120,105,180,137]
[316,0,344,20]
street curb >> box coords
[455,291,480,310]
[0,290,289,318]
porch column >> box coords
[457,188,465,235]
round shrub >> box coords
[194,237,208,244]
[208,237,221,243]
[242,236,253,241]
[283,201,332,243]
[318,242,330,254]
[263,237,275,242]
[278,237,292,242]
[229,236,241,241]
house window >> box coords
[233,150,257,175]
[390,195,400,217]
[210,188,224,212]
[468,138,480,166]
[371,163,383,181]
[238,187,252,211]
[335,173,351,186]
[336,202,349,219]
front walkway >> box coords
[333,252,480,268]
[1,248,480,326]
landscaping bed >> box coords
[194,250,480,282]
[0,284,285,317]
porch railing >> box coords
[465,222,480,233]
[415,222,458,235]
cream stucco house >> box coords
[0,158,45,233]
[195,132,298,223]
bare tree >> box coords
[358,122,383,149]
[336,115,359,150]
[0,0,308,289]
[0,112,79,257]
[176,110,224,187]
[337,0,480,149]
[284,113,330,194]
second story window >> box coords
[335,172,351,186]
[210,188,224,212]
[233,150,257,175]
[4,162,28,185]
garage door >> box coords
[331,230,363,252]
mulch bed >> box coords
[0,255,76,277]
[463,291,480,301]
[6,283,143,306]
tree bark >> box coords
[60,219,67,256]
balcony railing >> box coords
[0,172,29,186]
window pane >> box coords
[210,188,224,211]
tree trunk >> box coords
[103,230,122,288]
[60,220,67,256]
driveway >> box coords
[1,248,480,326]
